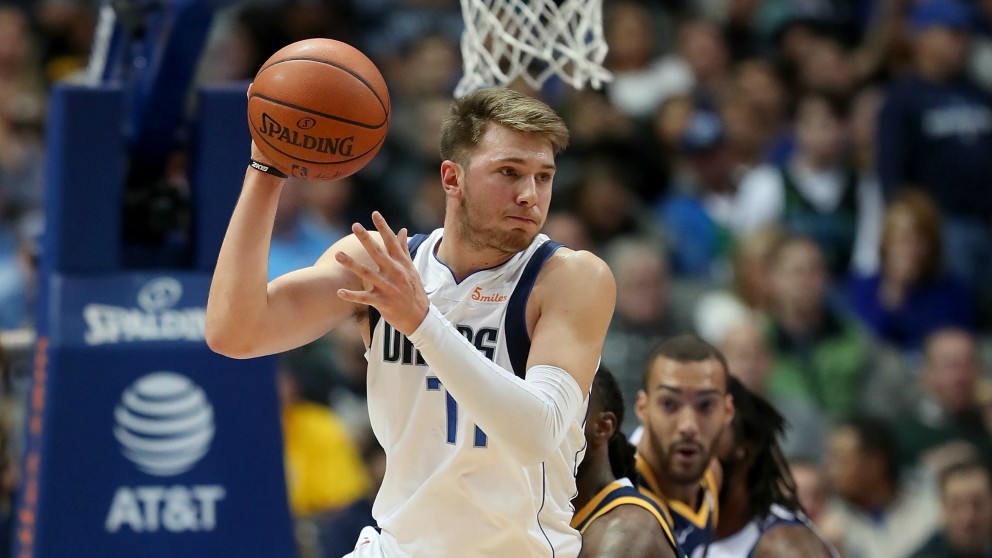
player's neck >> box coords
[713,476,750,539]
[435,231,517,282]
[574,458,616,511]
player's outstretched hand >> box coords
[335,211,431,336]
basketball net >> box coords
[455,0,612,97]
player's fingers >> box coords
[397,228,410,258]
[351,221,392,269]
[371,211,403,258]
[336,288,373,305]
[335,250,381,284]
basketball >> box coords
[247,38,390,181]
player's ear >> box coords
[635,389,647,423]
[440,160,462,195]
[724,393,735,427]
[597,411,618,442]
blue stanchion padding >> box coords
[16,272,295,558]
[41,84,126,276]
[190,83,251,272]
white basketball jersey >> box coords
[364,229,587,558]
[705,504,840,558]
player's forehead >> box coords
[471,123,555,166]
[646,356,727,394]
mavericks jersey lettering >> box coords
[365,230,586,558]
[635,455,718,558]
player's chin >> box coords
[495,228,537,251]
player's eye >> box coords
[660,398,680,413]
[499,167,518,177]
[536,172,552,182]
[696,398,717,414]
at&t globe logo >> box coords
[114,372,214,476]
[106,372,226,533]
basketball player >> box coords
[633,334,734,557]
[572,365,684,558]
[707,376,838,558]
[206,87,616,558]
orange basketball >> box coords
[248,39,390,181]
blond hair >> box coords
[439,87,569,164]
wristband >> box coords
[249,159,288,179]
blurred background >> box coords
[2,0,992,556]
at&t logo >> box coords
[114,371,214,475]
[105,372,226,534]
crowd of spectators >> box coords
[2,0,992,556]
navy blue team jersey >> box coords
[571,478,686,557]
[635,455,718,557]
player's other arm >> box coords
[206,148,374,358]
[579,506,677,558]
[404,248,615,462]
[753,525,835,558]
[526,250,617,396]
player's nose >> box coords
[516,176,539,206]
[675,408,699,437]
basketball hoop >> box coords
[455,0,612,97]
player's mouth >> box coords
[507,215,537,224]
[673,443,703,462]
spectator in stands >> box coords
[677,19,733,107]
[0,5,46,223]
[761,235,871,418]
[911,460,992,558]
[893,328,992,472]
[847,191,974,353]
[567,155,660,253]
[277,359,371,557]
[877,0,992,310]
[698,297,832,462]
[267,178,344,280]
[603,1,693,120]
[600,235,681,432]
[796,35,858,100]
[732,58,793,166]
[847,84,886,276]
[821,416,942,558]
[727,224,787,314]
[790,458,832,525]
[971,0,992,91]
[654,108,741,282]
[734,92,862,276]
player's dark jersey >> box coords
[635,455,718,558]
[571,477,687,557]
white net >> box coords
[455,0,612,97]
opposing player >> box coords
[707,376,838,557]
[572,365,685,557]
[205,87,616,557]
[633,334,734,557]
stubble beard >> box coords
[455,193,537,254]
[647,425,710,486]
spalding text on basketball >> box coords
[259,113,355,156]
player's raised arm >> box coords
[205,143,372,359]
